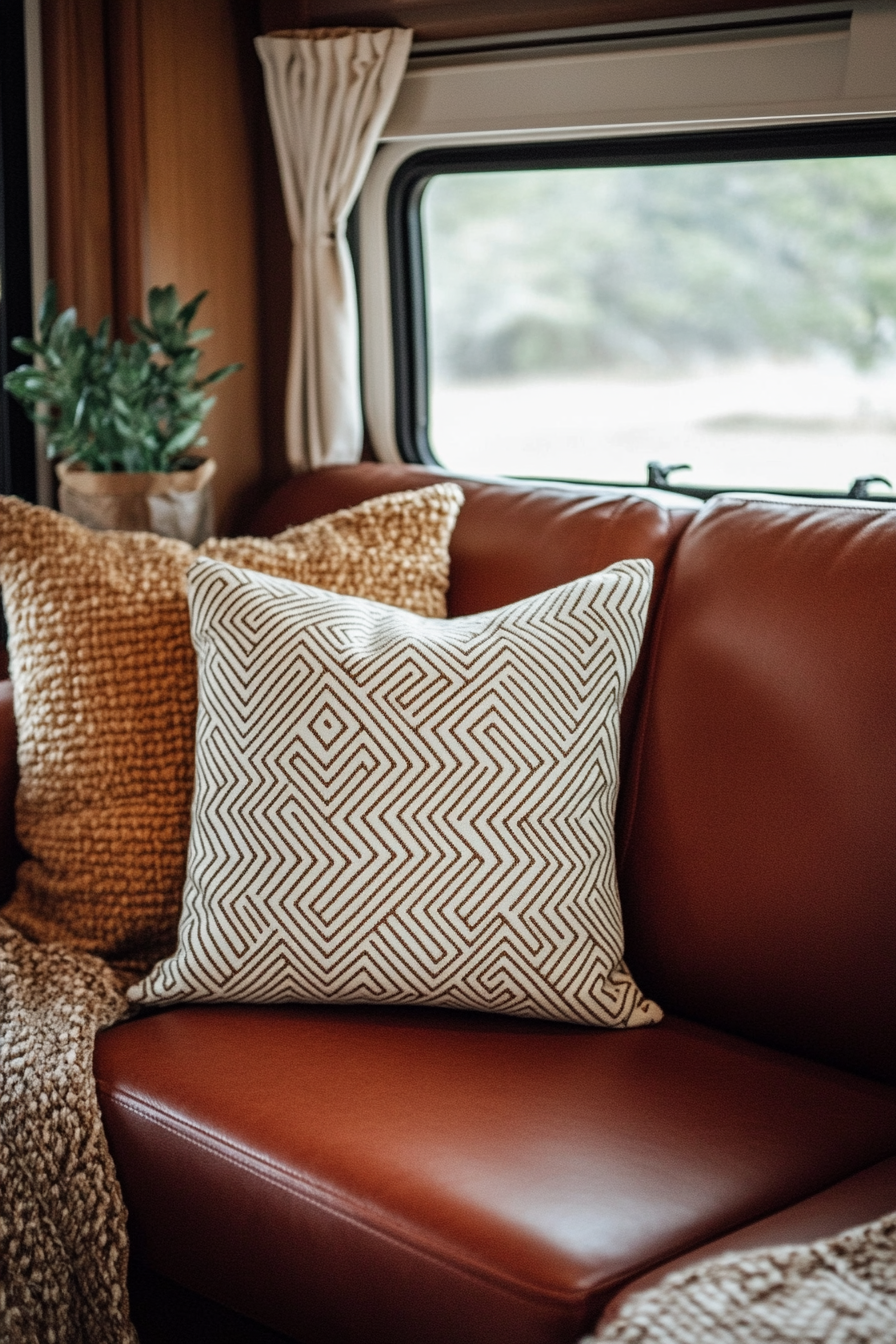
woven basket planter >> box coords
[56,456,217,545]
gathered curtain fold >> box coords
[255,27,412,473]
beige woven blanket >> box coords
[0,917,137,1343]
[588,1211,896,1344]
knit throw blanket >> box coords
[587,1211,896,1344]
[0,917,137,1344]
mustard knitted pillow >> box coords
[0,485,462,974]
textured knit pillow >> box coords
[131,556,662,1027]
[0,485,462,974]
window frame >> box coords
[386,117,896,500]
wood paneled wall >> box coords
[105,0,148,341]
[42,0,114,333]
[139,0,264,530]
[40,0,277,531]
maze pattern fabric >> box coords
[132,557,663,1027]
[0,485,461,976]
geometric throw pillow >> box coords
[130,555,662,1027]
[0,485,462,975]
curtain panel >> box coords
[255,27,412,472]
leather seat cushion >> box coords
[94,1007,896,1344]
[598,1155,896,1328]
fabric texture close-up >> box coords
[586,1211,896,1343]
[0,919,135,1344]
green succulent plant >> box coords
[3,282,241,473]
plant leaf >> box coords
[198,362,243,387]
[12,337,41,357]
[5,278,241,472]
[177,291,208,329]
[148,284,178,326]
[38,280,58,343]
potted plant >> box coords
[3,282,241,543]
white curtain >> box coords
[255,27,412,472]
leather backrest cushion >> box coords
[618,495,896,1084]
[245,464,698,757]
[245,465,698,614]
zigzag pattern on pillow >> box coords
[132,556,662,1027]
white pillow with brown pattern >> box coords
[0,485,462,975]
[131,555,662,1027]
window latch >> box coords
[848,476,891,499]
[647,462,691,490]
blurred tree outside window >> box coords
[420,157,896,494]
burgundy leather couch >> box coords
[1,462,894,1344]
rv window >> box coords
[390,124,896,498]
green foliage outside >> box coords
[422,156,896,381]
[3,283,241,472]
